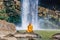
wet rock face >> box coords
[0,20,16,35]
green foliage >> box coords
[3,1,21,24]
[35,30,60,40]
[8,15,21,24]
[6,6,21,24]
[0,8,6,13]
[0,8,9,21]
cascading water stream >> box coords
[16,0,39,30]
[16,0,59,30]
[21,0,39,30]
[29,0,39,30]
[21,0,30,30]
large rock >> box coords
[0,20,16,37]
[52,33,60,40]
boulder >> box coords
[52,33,60,40]
[0,20,16,37]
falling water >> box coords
[21,0,30,30]
[16,0,59,30]
[17,0,39,30]
[29,0,39,30]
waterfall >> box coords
[16,0,60,30]
[29,0,39,30]
[21,0,30,30]
[16,0,39,30]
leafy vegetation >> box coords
[3,0,21,24]
[0,8,9,21]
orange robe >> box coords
[27,24,33,33]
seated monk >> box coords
[26,23,33,33]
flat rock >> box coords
[14,32,41,38]
[14,32,41,40]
